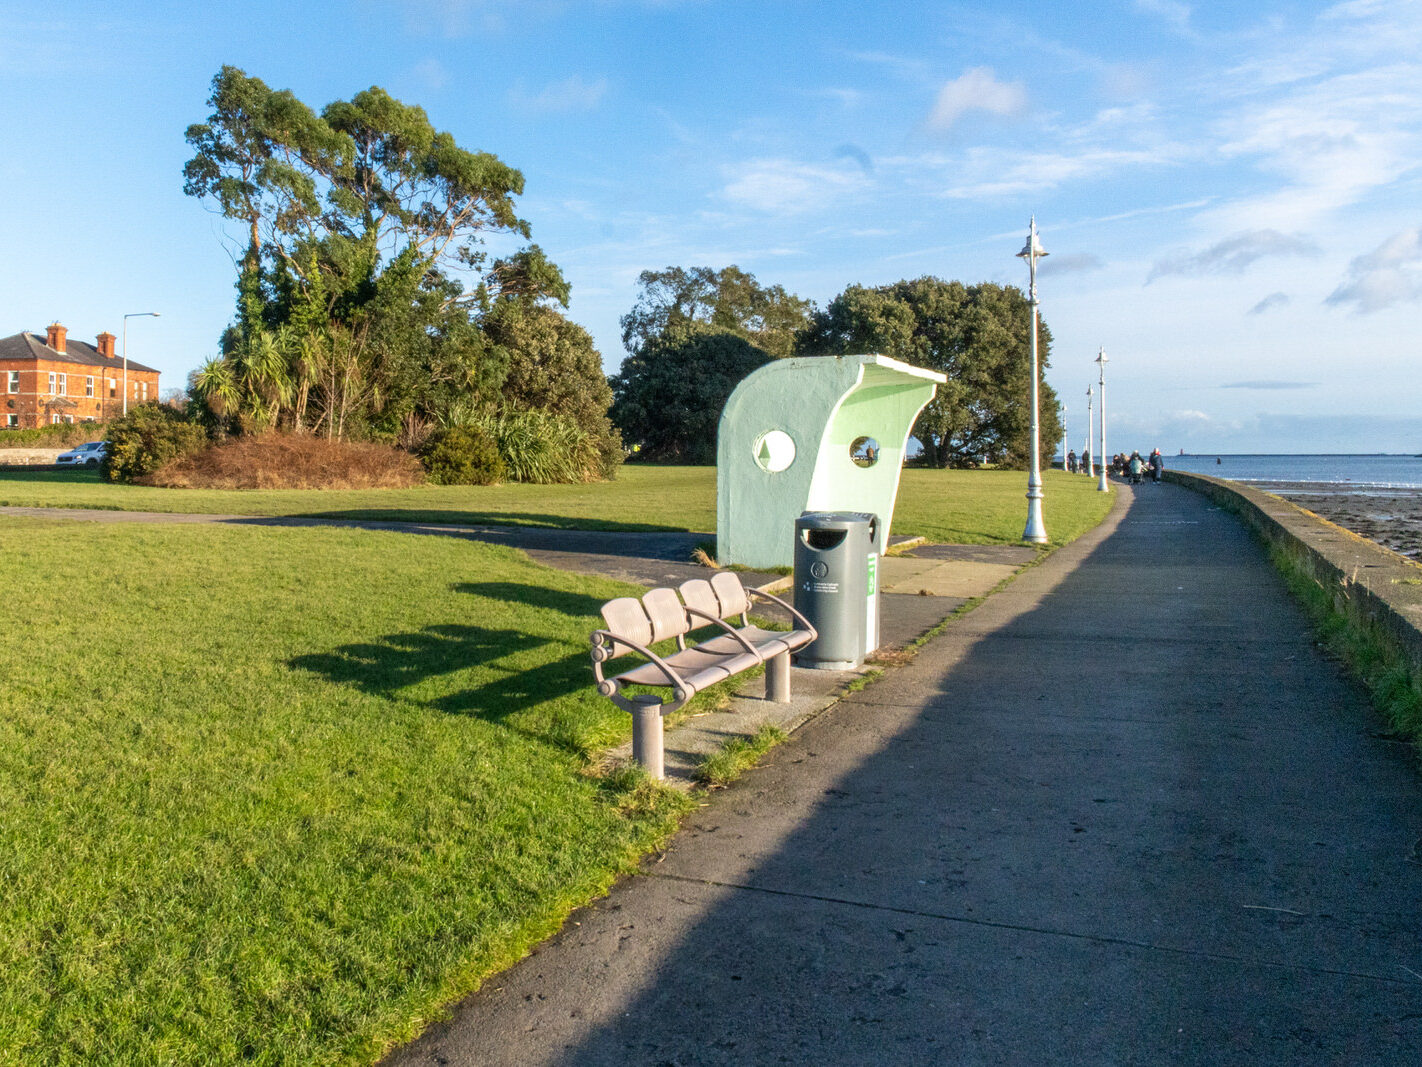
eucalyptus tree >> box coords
[183,66,542,439]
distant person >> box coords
[1148,448,1163,483]
[1066,449,1077,473]
[1128,450,1143,484]
[1081,449,1092,473]
[1216,456,1222,465]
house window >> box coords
[85,376,94,397]
[141,381,148,401]
[132,381,138,398]
[5,414,16,427]
[63,415,73,424]
[47,372,56,394]
[57,373,67,396]
[6,371,16,393]
[108,378,116,398]
[51,414,60,424]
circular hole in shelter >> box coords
[850,436,880,468]
[754,430,796,472]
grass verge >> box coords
[695,724,788,787]
[1271,546,1422,749]
[0,517,697,1063]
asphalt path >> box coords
[389,480,1422,1065]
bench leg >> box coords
[630,696,665,780]
[766,650,791,704]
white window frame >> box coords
[50,414,60,424]
[5,414,16,427]
[47,371,56,394]
[57,373,67,396]
[108,378,116,398]
[85,376,94,397]
[6,371,17,393]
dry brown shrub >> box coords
[142,433,425,490]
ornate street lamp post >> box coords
[1095,347,1109,492]
[1085,385,1094,477]
[1016,218,1048,543]
[122,312,160,416]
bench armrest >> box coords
[682,606,765,660]
[590,629,693,711]
[747,588,818,639]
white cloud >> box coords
[1326,227,1422,311]
[720,159,871,214]
[1247,292,1290,315]
[1148,230,1319,281]
[925,67,1027,133]
[510,75,609,115]
[1038,253,1104,277]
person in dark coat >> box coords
[1148,448,1163,483]
[1128,450,1143,484]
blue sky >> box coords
[3,0,1419,453]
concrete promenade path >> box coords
[389,480,1422,1065]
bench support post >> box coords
[766,651,791,704]
[630,696,665,780]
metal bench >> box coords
[590,572,816,778]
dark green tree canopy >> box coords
[611,265,810,462]
[620,265,812,359]
[610,323,773,464]
[798,277,1062,469]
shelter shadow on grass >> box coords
[293,508,687,534]
[292,623,604,754]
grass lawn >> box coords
[0,465,1114,547]
[0,518,690,1063]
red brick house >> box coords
[0,322,161,429]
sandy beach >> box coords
[1257,482,1422,561]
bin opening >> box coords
[803,528,847,550]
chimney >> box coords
[46,322,67,354]
[96,332,116,359]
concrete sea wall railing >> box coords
[1166,470,1422,671]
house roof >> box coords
[0,332,159,375]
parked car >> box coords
[56,441,108,466]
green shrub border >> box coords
[1166,470,1422,752]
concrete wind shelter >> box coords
[717,354,946,568]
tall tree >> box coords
[798,278,1062,469]
[620,265,811,358]
[610,323,772,464]
[183,67,536,440]
[611,266,810,461]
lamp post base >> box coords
[1023,489,1048,544]
[1096,470,1109,492]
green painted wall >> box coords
[717,354,944,568]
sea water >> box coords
[1165,454,1422,492]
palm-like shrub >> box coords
[475,410,601,484]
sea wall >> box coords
[0,448,63,466]
[1165,470,1422,670]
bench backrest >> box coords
[599,588,692,652]
[709,571,751,621]
[678,578,722,622]
[600,597,653,653]
[643,587,691,644]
